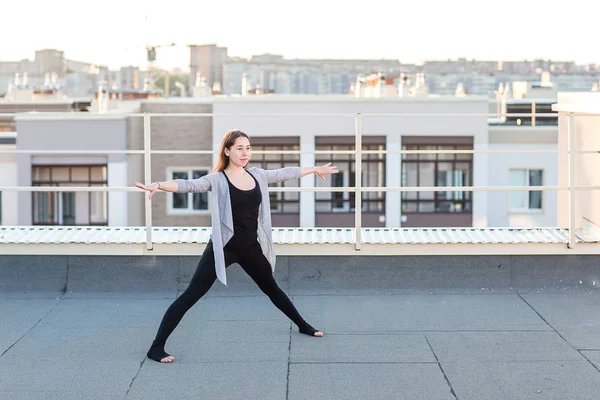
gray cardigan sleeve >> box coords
[266,167,302,184]
[174,176,211,193]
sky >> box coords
[3,0,596,71]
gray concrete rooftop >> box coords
[2,259,600,400]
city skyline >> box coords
[4,0,596,70]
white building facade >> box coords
[0,96,560,229]
[214,96,483,228]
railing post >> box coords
[143,113,153,250]
[531,100,536,127]
[567,112,576,248]
[355,113,362,250]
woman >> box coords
[136,129,339,363]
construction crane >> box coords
[123,42,176,93]
[146,43,176,71]
[144,42,176,92]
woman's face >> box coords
[225,136,251,168]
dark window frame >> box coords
[401,144,473,214]
[248,138,301,214]
[31,165,108,226]
[315,138,386,214]
[169,168,210,214]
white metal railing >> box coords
[567,113,576,248]
[0,111,597,252]
[0,110,556,118]
[144,114,152,249]
[355,113,363,250]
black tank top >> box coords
[222,171,262,248]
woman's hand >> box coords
[135,181,160,199]
[315,163,339,182]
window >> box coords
[168,168,209,214]
[247,138,300,213]
[0,191,2,225]
[315,137,386,213]
[32,165,108,225]
[0,120,15,132]
[504,102,558,126]
[401,143,472,213]
[509,169,543,210]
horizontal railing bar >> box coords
[359,186,585,192]
[356,113,557,118]
[361,149,563,155]
[270,185,583,192]
[0,225,571,231]
[553,111,600,117]
[0,186,140,192]
[0,150,146,154]
[150,149,563,155]
[149,150,359,155]
[0,149,361,155]
[0,186,354,193]
[266,185,600,192]
[0,112,561,118]
[2,185,599,193]
[149,150,213,155]
[1,149,596,155]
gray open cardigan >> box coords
[174,166,302,286]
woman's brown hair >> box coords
[213,130,250,172]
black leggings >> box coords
[151,240,313,346]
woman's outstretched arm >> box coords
[266,163,339,184]
[300,163,339,182]
[135,175,211,199]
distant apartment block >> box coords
[221,55,599,96]
[189,44,228,94]
[223,55,406,95]
[2,48,598,98]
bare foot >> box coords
[147,345,175,363]
[300,327,324,337]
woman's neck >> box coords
[224,164,245,176]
